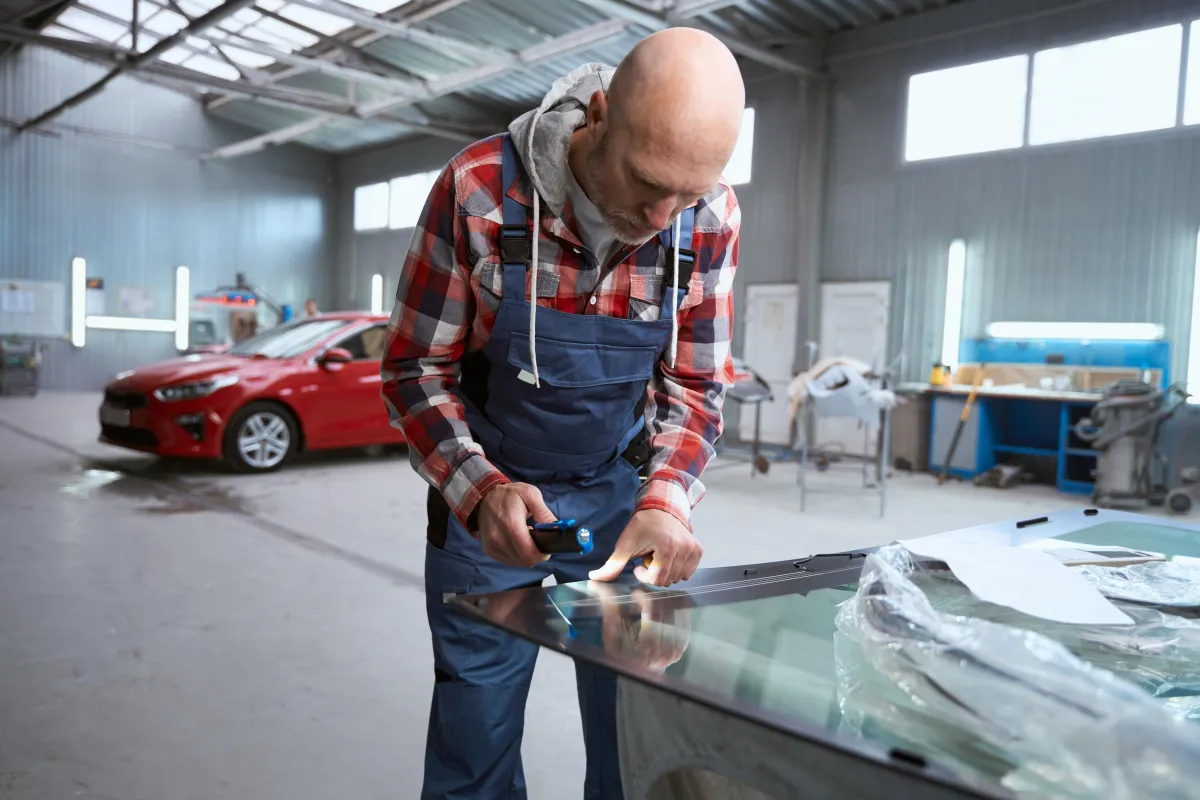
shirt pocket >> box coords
[476,258,561,305]
[628,270,703,321]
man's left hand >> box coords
[587,509,703,587]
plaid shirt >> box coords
[381,134,740,530]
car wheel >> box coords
[224,402,298,473]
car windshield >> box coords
[228,319,351,358]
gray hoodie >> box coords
[507,63,614,222]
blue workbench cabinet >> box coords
[928,393,1097,494]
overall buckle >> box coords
[501,225,531,265]
[666,247,696,287]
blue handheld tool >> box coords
[528,518,593,555]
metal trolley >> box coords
[796,353,897,518]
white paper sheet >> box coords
[898,538,1133,625]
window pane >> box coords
[1185,21,1200,125]
[1030,25,1182,145]
[724,107,754,185]
[389,170,441,230]
[354,182,389,231]
[905,55,1029,162]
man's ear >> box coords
[587,90,609,137]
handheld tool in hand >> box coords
[939,364,986,485]
[529,518,594,555]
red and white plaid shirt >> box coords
[381,134,740,530]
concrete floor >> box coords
[0,392,1091,800]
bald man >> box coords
[382,29,744,799]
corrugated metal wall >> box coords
[823,0,1200,382]
[0,47,335,391]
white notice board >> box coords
[0,279,65,338]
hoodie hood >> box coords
[507,63,613,220]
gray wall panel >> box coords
[1,47,335,391]
[824,0,1200,382]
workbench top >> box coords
[896,381,1104,403]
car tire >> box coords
[223,402,298,473]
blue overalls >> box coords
[422,134,695,800]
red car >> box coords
[98,312,405,472]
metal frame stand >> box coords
[797,384,893,519]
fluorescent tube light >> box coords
[86,316,177,332]
[175,266,190,351]
[370,273,384,314]
[1189,230,1200,402]
[941,240,966,369]
[986,321,1164,340]
[71,257,86,348]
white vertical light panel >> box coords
[942,240,967,371]
[370,273,384,314]
[1188,229,1200,402]
[175,265,190,350]
[70,257,86,348]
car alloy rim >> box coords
[238,412,290,468]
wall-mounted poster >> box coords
[117,286,156,317]
[86,277,105,315]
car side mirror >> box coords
[319,347,353,367]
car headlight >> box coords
[154,374,239,402]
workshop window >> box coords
[723,107,755,185]
[389,170,441,230]
[354,182,389,231]
[903,55,1028,162]
[1185,21,1200,125]
[1029,24,1183,146]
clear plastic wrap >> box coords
[835,545,1200,799]
[907,561,1200,699]
[1077,559,1200,607]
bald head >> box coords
[568,28,745,243]
[608,28,745,162]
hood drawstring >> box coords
[524,105,551,389]
[529,191,541,387]
[670,214,681,369]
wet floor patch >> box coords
[61,460,256,516]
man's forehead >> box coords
[623,149,720,197]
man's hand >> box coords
[475,483,557,568]
[588,508,702,586]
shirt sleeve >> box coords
[380,164,509,528]
[635,193,741,529]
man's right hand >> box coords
[474,483,557,568]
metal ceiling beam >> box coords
[204,0,467,112]
[669,0,744,16]
[206,17,633,158]
[248,2,414,80]
[788,0,840,28]
[285,0,493,62]
[0,23,498,144]
[0,25,358,111]
[14,0,260,131]
[576,0,817,75]
[197,30,420,92]
[2,0,68,24]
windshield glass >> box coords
[228,319,351,358]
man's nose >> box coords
[642,197,677,231]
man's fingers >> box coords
[679,545,703,583]
[513,483,556,525]
[589,537,639,582]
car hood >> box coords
[107,354,277,390]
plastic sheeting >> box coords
[835,545,1200,799]
[1077,560,1200,608]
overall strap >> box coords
[657,206,696,320]
[500,133,532,300]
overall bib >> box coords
[422,134,695,800]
